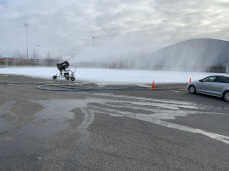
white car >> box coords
[187,75,229,102]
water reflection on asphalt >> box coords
[0,93,229,145]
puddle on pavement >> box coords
[0,99,95,156]
[17,99,94,138]
[0,99,95,139]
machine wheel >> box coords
[188,85,196,94]
[53,75,57,80]
[223,91,229,102]
[71,77,75,81]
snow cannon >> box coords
[57,61,70,74]
[53,61,76,81]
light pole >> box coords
[24,23,29,58]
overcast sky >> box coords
[0,0,229,61]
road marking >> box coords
[87,93,229,145]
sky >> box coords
[0,0,229,62]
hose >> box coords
[0,81,184,92]
[37,84,148,92]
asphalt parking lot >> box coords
[0,75,229,171]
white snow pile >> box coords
[0,66,225,85]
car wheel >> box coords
[52,75,57,80]
[223,91,229,102]
[71,77,75,81]
[188,85,196,94]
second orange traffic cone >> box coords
[152,81,156,89]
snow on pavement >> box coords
[0,66,225,85]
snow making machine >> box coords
[52,61,76,81]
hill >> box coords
[143,38,229,72]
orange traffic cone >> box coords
[152,81,156,89]
[189,77,192,83]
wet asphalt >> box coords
[0,75,229,171]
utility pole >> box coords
[24,23,29,58]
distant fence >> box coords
[0,57,61,66]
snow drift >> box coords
[0,66,225,85]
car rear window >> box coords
[216,76,229,83]
[223,77,229,83]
